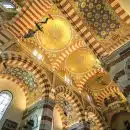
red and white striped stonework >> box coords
[40,98,55,130]
[53,0,108,59]
[0,52,52,106]
[106,34,130,55]
[77,68,105,90]
[51,40,86,70]
[54,85,86,122]
[96,85,121,108]
[0,28,15,51]
[108,0,130,25]
[86,106,107,130]
[7,0,53,38]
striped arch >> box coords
[0,74,29,106]
[109,110,130,125]
[55,105,67,130]
[52,0,108,59]
[96,85,122,108]
[107,0,130,25]
[51,40,86,70]
[86,106,106,130]
[0,28,15,50]
[0,52,51,100]
[106,34,130,54]
[77,68,105,91]
[54,85,86,122]
[6,0,53,38]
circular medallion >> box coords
[36,16,72,52]
[66,48,97,74]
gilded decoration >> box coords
[36,16,72,52]
[75,0,120,38]
[2,67,37,89]
[56,95,78,126]
[0,0,130,129]
[65,48,101,74]
[85,73,111,92]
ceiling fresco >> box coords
[36,16,72,51]
[72,0,130,53]
[65,48,100,74]
[0,0,126,96]
[19,5,102,92]
[0,0,129,129]
[75,0,120,38]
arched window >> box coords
[0,91,12,120]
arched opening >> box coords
[54,93,79,129]
[52,85,85,129]
[0,78,26,129]
[0,90,12,120]
[111,111,130,130]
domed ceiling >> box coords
[85,73,111,92]
[75,0,120,38]
[66,48,98,74]
[0,1,128,129]
[71,0,130,54]
[5,0,126,100]
[36,16,72,51]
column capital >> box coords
[41,98,55,107]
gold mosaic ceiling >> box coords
[13,0,129,94]
[72,0,130,53]
[66,48,98,74]
[36,16,72,51]
[85,73,111,92]
[0,0,129,126]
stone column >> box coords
[103,42,130,103]
[39,98,55,130]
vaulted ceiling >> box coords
[0,0,129,111]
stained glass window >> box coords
[0,91,12,120]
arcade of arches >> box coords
[0,0,130,130]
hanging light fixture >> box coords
[32,50,43,61]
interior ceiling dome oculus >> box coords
[36,16,72,51]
